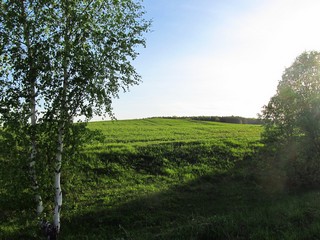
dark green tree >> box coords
[0,0,150,238]
[261,51,320,188]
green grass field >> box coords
[2,118,320,239]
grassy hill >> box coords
[2,118,320,239]
[87,118,261,144]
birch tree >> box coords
[0,0,150,239]
[0,0,53,219]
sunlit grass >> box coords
[2,118,320,239]
[86,118,261,145]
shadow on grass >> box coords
[60,171,320,240]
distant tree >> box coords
[261,51,320,188]
[0,0,150,238]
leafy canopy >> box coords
[261,51,320,187]
[0,0,151,123]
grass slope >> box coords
[1,118,320,239]
[87,118,261,145]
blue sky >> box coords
[103,0,320,120]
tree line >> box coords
[158,116,262,124]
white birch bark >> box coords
[30,72,44,216]
[53,124,64,233]
[29,151,44,215]
[51,4,69,234]
[21,1,44,217]
[52,2,72,232]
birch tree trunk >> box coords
[51,3,70,234]
[1,1,150,238]
[21,0,44,218]
[53,124,64,235]
[29,90,44,217]
[51,90,67,238]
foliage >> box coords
[0,123,104,235]
[0,0,150,238]
[260,51,320,188]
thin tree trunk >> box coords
[52,3,70,235]
[30,89,44,217]
[52,87,67,238]
[53,123,64,235]
[21,0,44,218]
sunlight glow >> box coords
[97,0,320,120]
